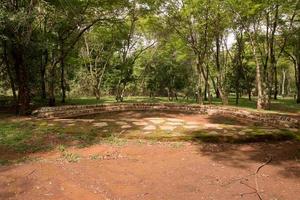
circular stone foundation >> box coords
[33,103,300,128]
[41,110,298,143]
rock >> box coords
[93,122,108,127]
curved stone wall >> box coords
[32,103,300,128]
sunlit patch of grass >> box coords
[170,142,185,148]
[58,145,81,163]
[0,121,51,153]
[101,134,127,146]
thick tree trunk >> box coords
[40,51,47,100]
[248,88,252,101]
[297,60,300,104]
[296,32,300,104]
[3,41,17,103]
[13,47,30,114]
[48,63,56,107]
[281,69,286,98]
[215,35,228,105]
[94,87,100,100]
[60,40,66,103]
[248,29,268,109]
[195,63,203,105]
[60,57,66,103]
[235,31,243,105]
[271,5,279,100]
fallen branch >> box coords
[254,156,273,200]
[222,156,272,200]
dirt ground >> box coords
[1,140,300,200]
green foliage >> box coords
[0,0,299,110]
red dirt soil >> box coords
[1,141,300,200]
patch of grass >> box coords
[170,142,185,148]
[102,134,127,146]
[61,151,81,163]
[89,154,102,160]
[189,128,299,144]
[58,145,81,163]
[0,121,52,153]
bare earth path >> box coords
[1,141,300,200]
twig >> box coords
[254,156,273,200]
[223,156,272,200]
[25,169,36,177]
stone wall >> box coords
[32,103,300,128]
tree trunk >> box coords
[215,34,228,105]
[60,57,66,103]
[3,41,17,103]
[40,50,47,100]
[248,88,252,101]
[281,69,286,98]
[248,28,268,109]
[296,31,300,104]
[60,40,66,103]
[196,58,203,105]
[48,63,56,107]
[271,5,279,100]
[297,57,300,104]
[12,47,30,115]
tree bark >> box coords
[12,47,30,114]
[297,49,300,104]
[270,5,279,100]
[48,62,56,107]
[3,41,17,103]
[281,69,286,98]
[60,57,66,103]
[215,35,228,105]
[40,50,48,100]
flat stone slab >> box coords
[93,122,108,127]
[143,125,157,131]
[75,119,95,123]
[115,121,128,126]
[166,118,185,122]
[53,119,75,123]
[121,125,132,129]
[208,131,219,135]
[133,121,149,126]
[238,131,247,135]
[122,118,139,122]
[100,119,116,122]
[165,122,183,126]
[204,124,221,129]
[186,121,202,125]
[146,118,165,124]
[183,125,200,129]
[160,125,176,131]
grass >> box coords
[0,116,130,165]
[189,129,299,144]
[58,146,81,163]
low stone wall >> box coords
[32,103,300,128]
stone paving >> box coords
[92,116,204,134]
[50,111,298,140]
